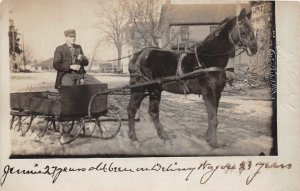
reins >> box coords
[194,45,245,57]
[192,46,245,68]
[93,16,251,64]
[97,45,245,64]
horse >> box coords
[127,8,258,148]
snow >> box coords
[9,72,274,157]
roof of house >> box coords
[160,3,251,26]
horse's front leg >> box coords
[127,90,145,141]
[148,89,169,141]
[202,87,221,148]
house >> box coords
[99,63,114,73]
[126,22,160,52]
[124,2,272,78]
[98,62,123,73]
[32,57,54,71]
[124,22,159,74]
[157,2,253,76]
[158,2,251,50]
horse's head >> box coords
[230,8,258,56]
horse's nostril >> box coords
[253,45,258,54]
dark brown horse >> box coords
[127,9,258,148]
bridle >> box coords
[193,18,256,68]
[231,18,255,56]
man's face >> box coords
[65,36,76,45]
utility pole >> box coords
[9,11,15,59]
[9,19,15,59]
[9,10,17,71]
[9,10,23,72]
[21,33,26,69]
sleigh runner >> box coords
[10,84,123,145]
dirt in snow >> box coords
[9,72,274,157]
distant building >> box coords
[126,22,159,52]
[158,2,250,50]
[124,22,158,74]
[124,2,269,76]
[32,57,54,72]
[98,62,123,74]
[99,63,114,73]
[157,2,253,75]
[87,59,102,72]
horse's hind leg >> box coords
[148,89,168,141]
[127,90,145,141]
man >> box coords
[53,29,92,89]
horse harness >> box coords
[132,16,251,94]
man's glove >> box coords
[70,65,81,71]
[77,54,83,61]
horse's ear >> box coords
[238,8,246,21]
[246,11,252,19]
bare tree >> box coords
[95,0,129,67]
[124,0,163,49]
[20,44,33,70]
[9,19,23,72]
[88,39,102,71]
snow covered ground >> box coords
[9,72,274,157]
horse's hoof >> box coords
[163,138,172,146]
[128,131,138,141]
[60,136,66,144]
[210,144,219,149]
[207,139,218,149]
[34,136,41,142]
[129,137,138,143]
[159,132,169,141]
[259,152,265,156]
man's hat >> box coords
[64,29,76,37]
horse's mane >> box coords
[192,16,236,48]
[206,17,234,38]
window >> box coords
[181,26,189,41]
[132,31,142,39]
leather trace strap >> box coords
[194,46,202,68]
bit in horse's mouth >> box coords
[247,47,252,56]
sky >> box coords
[0,0,249,62]
[1,0,118,61]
